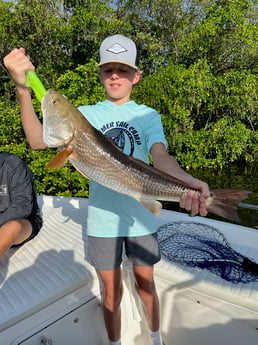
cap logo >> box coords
[106,43,127,54]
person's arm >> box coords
[3,48,47,150]
[151,142,210,216]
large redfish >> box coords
[42,89,251,222]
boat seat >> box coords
[0,196,100,334]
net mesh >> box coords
[157,222,258,284]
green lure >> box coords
[25,70,47,103]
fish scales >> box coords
[70,127,186,201]
[71,125,188,201]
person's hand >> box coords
[179,181,210,217]
[3,48,35,87]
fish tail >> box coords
[207,189,252,223]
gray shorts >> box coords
[87,233,161,271]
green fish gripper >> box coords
[25,70,47,103]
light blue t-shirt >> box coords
[78,100,168,238]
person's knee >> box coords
[4,220,22,241]
[9,219,32,245]
[104,284,123,311]
[135,276,157,302]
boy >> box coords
[4,35,210,345]
[0,151,42,257]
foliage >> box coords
[133,60,257,168]
[133,59,214,130]
[175,0,258,72]
[173,118,256,169]
[55,60,106,105]
[0,0,257,197]
[0,100,89,197]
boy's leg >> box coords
[0,219,32,257]
[133,264,160,331]
[98,266,123,342]
[87,236,124,343]
[133,264,164,344]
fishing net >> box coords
[157,222,258,284]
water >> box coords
[163,164,258,229]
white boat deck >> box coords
[0,196,258,345]
[0,196,102,344]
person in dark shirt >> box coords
[0,152,42,257]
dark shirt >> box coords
[0,152,41,227]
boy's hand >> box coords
[179,181,210,217]
[3,48,35,87]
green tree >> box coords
[178,0,258,73]
[0,0,257,198]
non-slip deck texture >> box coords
[0,196,96,332]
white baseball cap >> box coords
[97,34,138,70]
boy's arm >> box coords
[4,48,47,150]
[151,142,210,216]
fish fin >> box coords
[207,189,252,223]
[46,149,73,169]
[140,199,163,215]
